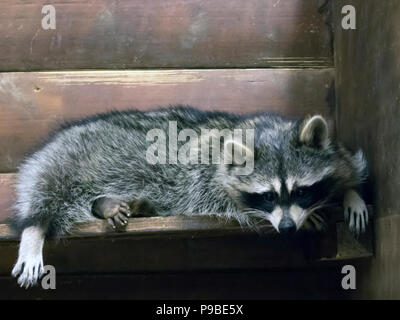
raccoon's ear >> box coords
[299,115,329,149]
[223,139,254,167]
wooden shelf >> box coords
[0,206,373,276]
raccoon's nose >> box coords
[278,217,297,234]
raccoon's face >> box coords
[221,115,338,234]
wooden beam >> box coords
[0,208,373,276]
[333,0,399,298]
[0,268,350,299]
[0,68,335,172]
[0,174,15,224]
[0,0,332,71]
[0,215,273,240]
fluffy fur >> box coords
[11,106,368,287]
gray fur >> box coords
[11,106,368,287]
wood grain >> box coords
[0,208,373,276]
[0,174,15,224]
[0,269,348,299]
[0,219,342,275]
[334,0,400,299]
[0,213,272,240]
[0,0,332,71]
[0,68,335,172]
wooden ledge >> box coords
[0,206,358,241]
[0,215,268,241]
[0,206,373,275]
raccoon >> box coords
[11,106,368,288]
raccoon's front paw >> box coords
[302,212,327,232]
[93,197,132,229]
[11,254,44,288]
[343,189,369,235]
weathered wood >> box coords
[0,214,272,240]
[0,206,360,240]
[0,174,15,224]
[352,214,400,299]
[0,68,335,172]
[334,0,400,219]
[320,221,373,261]
[0,231,333,275]
[0,209,373,276]
[334,0,400,299]
[0,268,348,299]
[0,0,332,71]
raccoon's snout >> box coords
[278,217,297,234]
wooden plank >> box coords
[351,215,400,299]
[0,214,272,240]
[0,174,15,224]
[0,68,335,172]
[0,210,373,276]
[0,0,332,71]
[0,208,351,240]
[0,268,348,299]
[333,0,400,299]
[0,227,338,275]
[318,221,373,262]
[0,202,373,242]
[334,0,400,219]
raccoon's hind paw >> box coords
[12,254,44,289]
[93,197,132,229]
[343,189,369,235]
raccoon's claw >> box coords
[106,202,131,229]
[302,212,327,232]
[12,226,45,289]
[93,197,132,229]
[343,189,369,235]
[12,255,44,289]
[107,211,129,229]
[346,206,368,235]
[308,212,327,232]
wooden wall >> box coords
[0,69,334,173]
[0,0,331,70]
[0,0,334,174]
[0,0,334,215]
[334,0,400,299]
[0,0,352,299]
[0,268,346,299]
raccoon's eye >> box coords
[263,191,278,202]
[294,187,308,198]
[241,191,277,212]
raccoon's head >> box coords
[220,115,339,234]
